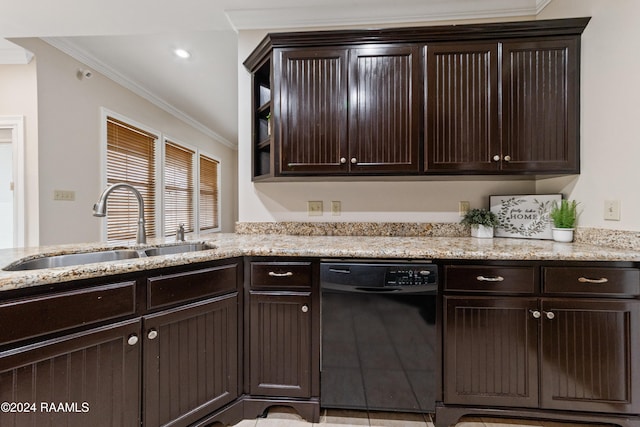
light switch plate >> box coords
[54,190,76,201]
[604,200,621,221]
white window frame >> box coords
[100,108,222,242]
[196,150,222,235]
[99,108,162,242]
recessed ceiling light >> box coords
[174,48,191,59]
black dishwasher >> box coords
[320,260,438,413]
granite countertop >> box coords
[1,233,640,292]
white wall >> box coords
[14,38,238,245]
[535,0,640,231]
[237,30,536,224]
[238,1,640,231]
[0,61,39,246]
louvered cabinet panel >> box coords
[276,48,348,174]
[143,294,238,427]
[425,43,499,172]
[249,292,312,398]
[0,320,140,427]
[349,45,421,173]
[443,296,539,407]
[502,38,579,172]
[540,299,640,413]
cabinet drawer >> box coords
[147,263,238,310]
[250,262,312,289]
[543,267,640,296]
[444,265,537,294]
[0,281,136,345]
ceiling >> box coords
[0,0,551,149]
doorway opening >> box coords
[0,116,25,249]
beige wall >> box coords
[0,61,39,246]
[14,38,237,246]
[535,0,640,231]
[238,1,640,231]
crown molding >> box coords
[226,0,552,31]
[42,37,237,150]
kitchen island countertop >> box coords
[1,233,639,292]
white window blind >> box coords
[106,117,157,241]
[199,154,219,231]
[164,140,194,236]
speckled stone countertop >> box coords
[1,233,640,293]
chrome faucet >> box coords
[93,183,147,244]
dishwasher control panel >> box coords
[385,265,437,286]
[320,261,438,292]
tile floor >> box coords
[231,407,610,427]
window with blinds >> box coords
[199,154,220,231]
[106,117,157,241]
[164,141,194,236]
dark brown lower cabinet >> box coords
[540,298,640,414]
[248,292,312,398]
[443,296,539,408]
[143,294,239,427]
[440,294,640,427]
[0,320,141,427]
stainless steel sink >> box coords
[143,243,213,257]
[4,249,142,271]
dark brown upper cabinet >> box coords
[501,38,579,173]
[425,42,500,173]
[275,48,349,175]
[244,17,589,180]
[425,37,579,174]
[274,45,421,176]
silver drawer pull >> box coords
[476,275,504,282]
[578,277,608,284]
[268,271,293,277]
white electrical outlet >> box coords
[331,201,341,216]
[459,201,470,217]
[604,200,621,221]
[308,201,323,216]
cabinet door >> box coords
[502,38,579,173]
[425,42,499,173]
[143,294,238,427]
[349,45,421,173]
[276,48,348,174]
[249,292,312,398]
[0,320,140,427]
[540,299,640,413]
[443,296,539,408]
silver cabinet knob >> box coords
[301,305,309,313]
[147,329,158,340]
[127,334,139,346]
[492,155,500,162]
[544,311,555,320]
[340,157,347,164]
[350,157,357,164]
[530,310,541,319]
[504,155,512,162]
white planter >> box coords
[552,227,575,243]
[470,224,494,239]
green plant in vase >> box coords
[549,199,579,242]
[461,208,499,238]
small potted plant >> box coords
[461,208,499,239]
[549,199,579,242]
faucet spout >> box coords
[93,183,147,244]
